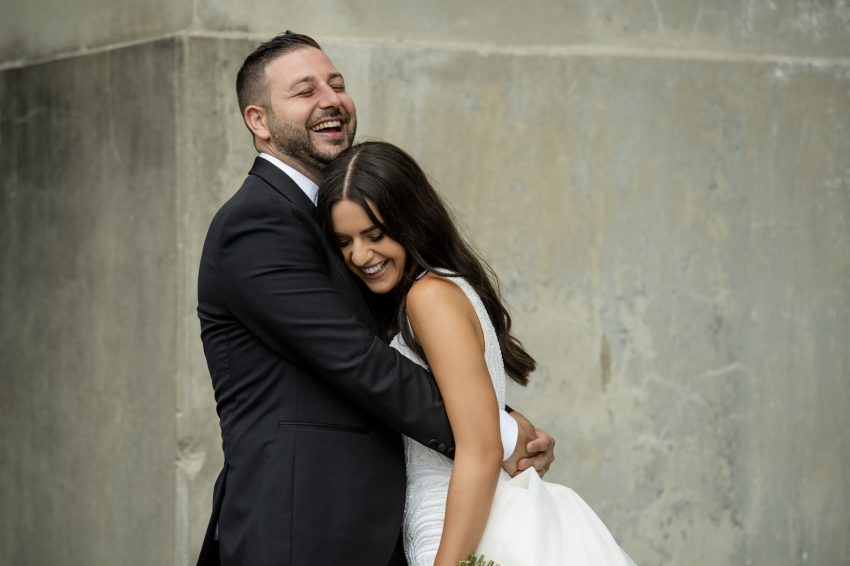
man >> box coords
[196,32,554,565]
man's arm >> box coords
[216,196,454,452]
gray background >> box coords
[1,2,848,565]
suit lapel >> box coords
[248,157,316,216]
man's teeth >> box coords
[311,120,341,132]
[362,261,387,275]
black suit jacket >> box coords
[196,158,455,565]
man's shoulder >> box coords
[213,171,298,221]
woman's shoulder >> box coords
[406,272,476,321]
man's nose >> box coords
[317,83,342,109]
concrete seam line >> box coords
[2,30,850,71]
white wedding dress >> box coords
[391,274,636,566]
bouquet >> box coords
[459,555,500,566]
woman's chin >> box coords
[360,272,402,295]
[364,281,394,295]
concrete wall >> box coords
[0,0,192,65]
[2,2,848,565]
[0,40,180,564]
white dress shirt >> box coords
[259,152,319,205]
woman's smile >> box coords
[360,260,389,277]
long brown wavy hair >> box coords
[317,141,535,386]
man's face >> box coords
[263,48,357,174]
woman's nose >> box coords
[351,240,372,266]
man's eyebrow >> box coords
[288,73,344,90]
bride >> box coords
[317,142,635,566]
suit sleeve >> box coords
[216,194,455,453]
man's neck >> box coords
[258,146,321,184]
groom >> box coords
[196,31,555,566]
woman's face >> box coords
[330,198,407,294]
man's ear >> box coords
[244,104,271,142]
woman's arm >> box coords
[406,275,504,566]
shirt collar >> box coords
[258,152,319,206]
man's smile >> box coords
[310,119,342,133]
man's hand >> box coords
[501,411,556,477]
[517,425,555,477]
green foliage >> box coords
[458,554,499,566]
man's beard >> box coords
[267,109,356,176]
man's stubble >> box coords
[267,108,357,178]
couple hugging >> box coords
[196,31,635,566]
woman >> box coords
[317,142,635,566]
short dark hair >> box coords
[236,31,321,114]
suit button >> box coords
[446,447,455,457]
[438,443,446,453]
[428,439,438,448]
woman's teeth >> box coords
[362,261,387,275]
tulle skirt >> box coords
[474,468,636,565]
